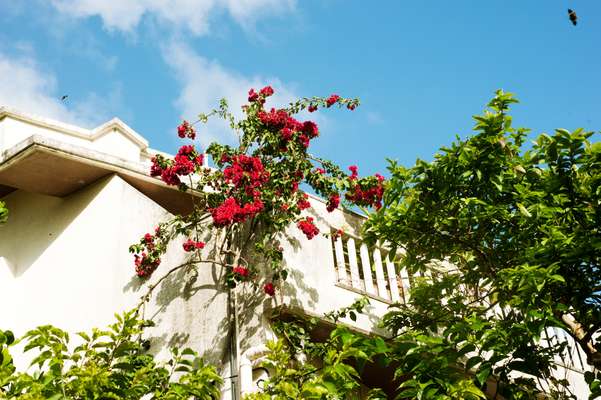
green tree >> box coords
[362,90,600,398]
[0,311,222,399]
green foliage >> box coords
[245,321,387,400]
[324,296,370,323]
[0,200,7,224]
[0,311,221,399]
[364,90,600,398]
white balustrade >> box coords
[359,243,376,295]
[385,256,401,303]
[372,247,389,299]
[334,236,349,285]
[346,238,362,289]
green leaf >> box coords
[516,203,531,217]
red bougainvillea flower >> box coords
[326,94,340,107]
[298,134,310,148]
[331,228,344,240]
[211,197,239,227]
[326,193,340,212]
[315,168,326,174]
[150,156,164,177]
[348,165,358,180]
[183,239,205,252]
[134,253,161,278]
[280,127,293,141]
[260,85,274,97]
[161,167,181,186]
[297,217,319,240]
[291,181,299,193]
[144,233,154,244]
[210,197,264,227]
[259,108,292,131]
[264,282,275,296]
[308,104,318,113]
[347,103,356,111]
[297,193,311,210]
[248,88,259,102]
[223,154,269,190]
[345,175,385,209]
[153,145,204,186]
[302,121,319,138]
[177,120,196,140]
[233,266,249,278]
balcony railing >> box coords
[330,231,413,304]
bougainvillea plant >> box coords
[129,87,384,299]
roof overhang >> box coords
[0,135,196,215]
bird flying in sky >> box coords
[568,9,578,26]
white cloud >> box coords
[49,0,296,35]
[0,50,125,128]
[162,42,297,146]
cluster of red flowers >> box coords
[134,253,161,278]
[211,197,264,227]
[248,85,274,103]
[233,266,249,278]
[326,193,340,212]
[258,108,294,131]
[326,94,340,107]
[258,107,319,149]
[263,282,275,296]
[297,193,311,210]
[349,165,359,180]
[223,155,269,191]
[211,154,270,227]
[133,231,162,278]
[151,145,204,186]
[297,217,319,240]
[183,239,205,252]
[177,120,196,140]
[345,174,385,209]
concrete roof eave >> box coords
[0,135,197,215]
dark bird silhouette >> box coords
[60,95,68,101]
[568,9,578,26]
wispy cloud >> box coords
[49,0,296,36]
[162,42,298,147]
[0,48,126,128]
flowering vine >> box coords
[130,86,384,298]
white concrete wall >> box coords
[278,198,390,335]
[0,114,146,164]
[0,117,90,152]
[93,129,144,162]
[0,175,233,377]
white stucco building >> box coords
[0,107,591,399]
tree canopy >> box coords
[363,90,601,398]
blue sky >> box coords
[1,1,599,176]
